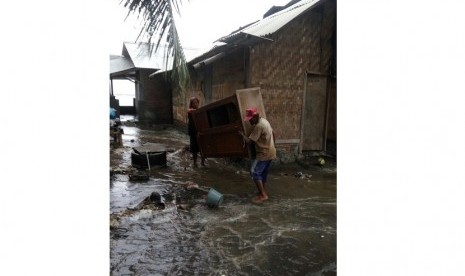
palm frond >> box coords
[120,0,190,93]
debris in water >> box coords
[129,172,149,181]
[110,215,120,229]
[294,172,312,179]
[177,204,191,211]
[130,192,166,210]
[184,181,199,190]
[149,192,165,209]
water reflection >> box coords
[110,120,336,275]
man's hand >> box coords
[238,131,251,145]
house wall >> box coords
[327,78,336,141]
[137,69,172,124]
[172,72,203,128]
[172,0,336,160]
[210,49,246,102]
[249,0,336,146]
[172,50,246,126]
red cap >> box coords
[244,107,258,121]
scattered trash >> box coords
[131,192,166,210]
[110,107,117,119]
[234,170,248,175]
[318,157,325,166]
[177,204,191,211]
[294,172,312,180]
[183,181,212,193]
[129,172,149,181]
[149,192,165,209]
[110,167,134,175]
[163,193,174,202]
[110,126,124,147]
[110,215,120,230]
[184,181,199,190]
[110,191,167,229]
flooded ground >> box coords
[110,115,336,275]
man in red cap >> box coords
[239,107,276,204]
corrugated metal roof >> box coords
[187,43,227,65]
[109,55,135,75]
[123,42,171,70]
[188,0,322,67]
[117,42,203,76]
[219,0,321,43]
[111,42,198,77]
[153,0,323,75]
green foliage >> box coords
[121,0,190,93]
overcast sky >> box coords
[109,0,291,58]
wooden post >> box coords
[323,76,330,151]
[110,78,114,96]
[299,72,308,154]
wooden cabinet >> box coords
[191,87,266,158]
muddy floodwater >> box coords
[110,116,336,275]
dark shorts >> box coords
[250,160,272,182]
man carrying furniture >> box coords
[239,107,276,204]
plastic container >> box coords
[206,188,224,207]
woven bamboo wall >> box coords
[327,78,336,141]
[320,0,336,74]
[210,49,245,102]
[173,0,336,141]
[172,81,204,125]
[249,0,336,141]
[173,49,245,125]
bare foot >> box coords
[251,195,268,204]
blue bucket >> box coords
[206,188,224,207]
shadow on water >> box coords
[110,117,336,275]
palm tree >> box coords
[120,0,190,92]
